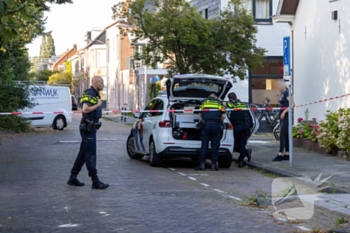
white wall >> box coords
[293,0,350,121]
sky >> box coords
[25,0,119,58]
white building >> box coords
[274,0,350,121]
[191,0,291,105]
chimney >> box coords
[73,44,77,50]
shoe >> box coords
[238,160,244,168]
[67,176,85,187]
[91,175,109,189]
[246,149,252,162]
[272,155,283,162]
[211,163,219,171]
[282,155,290,160]
[195,163,206,171]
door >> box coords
[133,100,156,154]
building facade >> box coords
[191,0,290,105]
[274,0,350,121]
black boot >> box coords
[67,174,85,186]
[91,175,109,189]
[195,163,205,171]
[246,149,252,162]
[211,163,219,171]
[238,160,244,168]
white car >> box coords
[126,74,259,168]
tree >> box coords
[39,32,56,58]
[47,61,75,93]
[127,0,266,80]
[34,69,56,82]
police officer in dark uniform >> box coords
[195,93,226,171]
[226,92,252,168]
[67,76,109,189]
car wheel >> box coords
[53,115,66,130]
[126,134,144,159]
[218,155,232,168]
[149,139,162,167]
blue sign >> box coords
[283,36,291,76]
[150,76,160,83]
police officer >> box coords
[195,93,226,171]
[226,92,252,168]
[67,76,109,189]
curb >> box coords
[232,157,349,194]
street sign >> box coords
[283,36,291,76]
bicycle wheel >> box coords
[259,114,267,130]
[249,104,262,119]
[274,128,280,141]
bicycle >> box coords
[273,120,280,141]
[248,103,262,119]
[258,97,279,130]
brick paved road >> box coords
[0,116,317,233]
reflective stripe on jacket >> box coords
[200,97,225,122]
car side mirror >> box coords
[133,112,141,119]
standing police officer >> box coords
[67,76,109,189]
[195,93,226,171]
[226,92,252,168]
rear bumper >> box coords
[158,147,232,159]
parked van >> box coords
[21,85,73,130]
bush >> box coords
[0,116,31,132]
[335,108,350,152]
[317,110,340,151]
[292,109,319,142]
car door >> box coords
[134,100,156,154]
[248,108,259,138]
[142,99,165,153]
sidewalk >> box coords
[103,114,136,125]
[237,134,350,231]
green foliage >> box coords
[128,0,265,79]
[318,110,340,151]
[39,32,56,58]
[335,108,350,152]
[47,61,75,93]
[33,69,56,82]
[335,216,348,228]
[292,109,319,141]
[148,81,161,99]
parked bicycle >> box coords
[273,120,280,141]
[258,97,279,130]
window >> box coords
[242,0,272,22]
[96,50,106,67]
[141,99,164,118]
[204,8,208,19]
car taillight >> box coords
[226,123,233,130]
[159,120,171,127]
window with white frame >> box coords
[242,0,272,22]
[96,49,106,67]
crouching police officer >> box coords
[67,76,109,189]
[226,92,252,168]
[195,93,226,171]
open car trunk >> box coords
[169,102,226,141]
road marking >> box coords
[188,177,196,181]
[168,168,176,171]
[228,195,242,201]
[59,141,79,144]
[296,226,310,231]
[213,189,225,193]
[104,214,110,216]
[248,140,269,144]
[200,183,210,187]
[200,174,209,176]
[177,172,187,176]
[277,218,288,222]
[64,206,70,212]
[58,224,80,228]
[188,174,199,176]
[99,211,107,214]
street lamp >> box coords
[131,42,147,109]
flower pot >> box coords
[293,138,302,147]
[318,146,327,154]
[302,139,313,151]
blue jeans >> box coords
[71,127,97,177]
[234,124,249,162]
[200,122,221,163]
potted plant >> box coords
[335,108,350,156]
[292,117,303,147]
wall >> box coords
[293,0,350,121]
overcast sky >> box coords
[26,0,119,58]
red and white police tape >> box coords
[1,93,349,116]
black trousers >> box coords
[279,114,289,153]
[200,122,221,163]
[71,128,97,177]
[233,124,249,162]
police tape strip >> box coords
[0,108,285,115]
[1,93,349,116]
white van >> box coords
[21,85,73,130]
